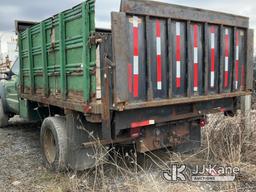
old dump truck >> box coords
[0,0,253,171]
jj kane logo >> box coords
[162,164,240,182]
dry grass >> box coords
[40,110,256,192]
[7,111,253,192]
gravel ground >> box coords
[0,117,70,192]
[1,113,256,192]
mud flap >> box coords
[66,111,103,170]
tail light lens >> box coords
[200,119,207,128]
[130,127,140,138]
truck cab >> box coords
[0,58,19,127]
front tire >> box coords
[0,99,9,128]
[40,116,67,171]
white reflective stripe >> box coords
[194,47,198,63]
[133,56,139,75]
[210,71,215,87]
[149,120,155,125]
[156,37,161,55]
[236,46,239,60]
[225,29,229,35]
[211,33,215,49]
[235,81,238,89]
[194,87,198,92]
[96,90,101,99]
[157,81,162,90]
[225,57,229,71]
[176,61,181,78]
[176,22,180,35]
[133,16,138,27]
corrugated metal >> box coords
[112,0,252,108]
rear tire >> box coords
[40,116,67,171]
[0,99,9,128]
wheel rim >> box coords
[43,128,56,164]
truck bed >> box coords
[18,0,254,115]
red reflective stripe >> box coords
[211,49,215,71]
[157,55,162,82]
[193,24,198,91]
[210,26,215,88]
[211,27,215,72]
[194,25,198,47]
[131,120,154,128]
[156,20,161,37]
[133,74,139,97]
[133,27,139,56]
[128,63,132,93]
[194,63,198,89]
[235,61,239,81]
[211,26,215,33]
[176,36,181,61]
[133,18,139,97]
[156,20,162,86]
[224,71,229,87]
[224,30,229,88]
[225,33,229,57]
[235,31,239,82]
[236,31,239,46]
[176,34,180,88]
[176,77,181,88]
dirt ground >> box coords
[0,117,69,192]
[1,112,256,192]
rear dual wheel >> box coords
[40,117,67,171]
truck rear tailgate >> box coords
[111,0,254,111]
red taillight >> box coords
[130,120,155,138]
[131,127,140,138]
[200,119,207,128]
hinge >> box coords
[89,33,104,45]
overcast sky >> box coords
[1,0,256,52]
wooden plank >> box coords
[111,12,130,103]
[186,21,192,97]
[246,29,254,90]
[120,91,251,110]
[145,16,153,101]
[204,23,209,95]
[219,25,224,93]
[121,0,249,28]
[167,18,173,98]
